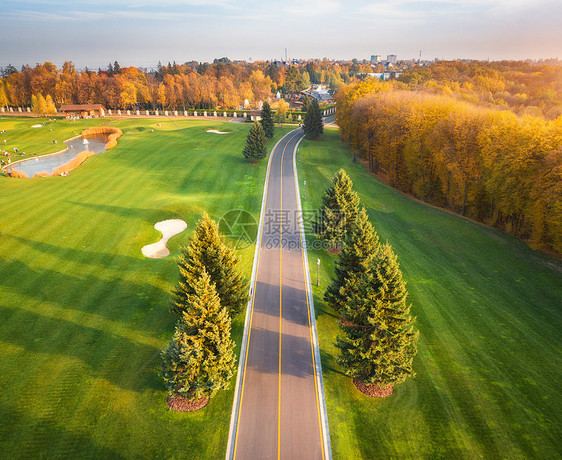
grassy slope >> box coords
[298,129,562,459]
[0,117,291,458]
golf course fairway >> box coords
[0,116,290,458]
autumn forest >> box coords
[337,61,562,254]
[1,59,561,254]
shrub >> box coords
[52,150,95,176]
[81,127,123,150]
[8,168,29,179]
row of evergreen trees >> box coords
[315,170,419,394]
[242,98,326,162]
[242,98,325,162]
[160,213,248,409]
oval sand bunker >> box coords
[142,219,187,258]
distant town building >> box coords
[370,55,382,63]
[357,71,402,81]
[300,85,333,103]
[59,104,105,118]
[386,54,397,64]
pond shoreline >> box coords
[3,127,122,178]
[1,135,82,174]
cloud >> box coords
[283,0,341,16]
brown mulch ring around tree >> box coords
[353,379,394,398]
[339,317,370,330]
[167,394,209,411]
[340,317,359,327]
[327,246,341,255]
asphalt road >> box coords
[230,130,326,460]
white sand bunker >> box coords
[142,219,187,258]
[206,129,230,134]
[31,124,43,128]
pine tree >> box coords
[303,98,323,139]
[302,96,311,113]
[161,269,236,401]
[172,212,248,318]
[260,101,274,138]
[313,98,324,136]
[242,121,268,162]
[313,169,360,245]
[324,207,380,315]
[336,243,418,389]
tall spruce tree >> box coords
[324,207,380,315]
[260,101,274,138]
[242,121,268,162]
[336,243,418,389]
[312,98,324,136]
[161,269,235,401]
[303,98,323,139]
[172,212,248,318]
[302,96,311,113]
[313,169,360,245]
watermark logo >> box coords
[219,208,347,251]
[219,209,258,250]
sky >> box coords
[1,0,561,69]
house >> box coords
[249,110,262,121]
[59,104,106,118]
[300,85,334,103]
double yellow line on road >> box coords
[232,131,298,459]
[232,130,325,460]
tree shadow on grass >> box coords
[10,235,147,269]
[0,303,162,393]
[311,291,338,320]
[0,257,173,337]
[319,350,345,377]
[0,401,125,459]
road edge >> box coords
[293,134,333,460]
[225,130,296,460]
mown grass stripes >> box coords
[298,129,562,459]
[0,117,291,458]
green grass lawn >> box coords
[297,129,562,459]
[0,116,291,458]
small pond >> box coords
[7,134,109,177]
